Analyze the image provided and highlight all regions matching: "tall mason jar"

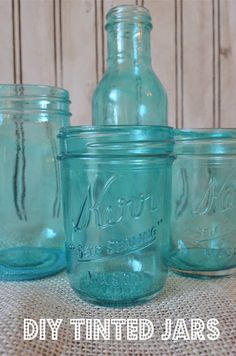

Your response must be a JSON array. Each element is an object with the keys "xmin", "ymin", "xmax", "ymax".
[
  {"xmin": 0, "ymin": 84, "xmax": 71, "ymax": 281},
  {"xmin": 59, "ymin": 126, "xmax": 174, "ymax": 307},
  {"xmin": 92, "ymin": 5, "xmax": 168, "ymax": 125},
  {"xmin": 170, "ymin": 129, "xmax": 236, "ymax": 277}
]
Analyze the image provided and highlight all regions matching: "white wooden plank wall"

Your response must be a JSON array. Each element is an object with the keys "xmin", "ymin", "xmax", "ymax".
[{"xmin": 0, "ymin": 0, "xmax": 235, "ymax": 127}]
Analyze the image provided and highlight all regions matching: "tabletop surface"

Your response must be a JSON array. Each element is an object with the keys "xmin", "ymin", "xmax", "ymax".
[{"xmin": 0, "ymin": 271, "xmax": 235, "ymax": 356}]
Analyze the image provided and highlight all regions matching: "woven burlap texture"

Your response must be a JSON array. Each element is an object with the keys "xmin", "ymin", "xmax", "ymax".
[{"xmin": 0, "ymin": 272, "xmax": 235, "ymax": 356}]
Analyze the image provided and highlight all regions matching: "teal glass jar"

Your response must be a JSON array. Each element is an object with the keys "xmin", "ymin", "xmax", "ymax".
[
  {"xmin": 92, "ymin": 5, "xmax": 168, "ymax": 125},
  {"xmin": 0, "ymin": 84, "xmax": 71, "ymax": 281},
  {"xmin": 58, "ymin": 126, "xmax": 174, "ymax": 307},
  {"xmin": 170, "ymin": 129, "xmax": 236, "ymax": 278}
]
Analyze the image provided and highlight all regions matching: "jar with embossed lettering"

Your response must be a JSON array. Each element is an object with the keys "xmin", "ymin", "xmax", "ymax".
[
  {"xmin": 170, "ymin": 129, "xmax": 236, "ymax": 278},
  {"xmin": 0, "ymin": 84, "xmax": 71, "ymax": 281},
  {"xmin": 58, "ymin": 126, "xmax": 174, "ymax": 307}
]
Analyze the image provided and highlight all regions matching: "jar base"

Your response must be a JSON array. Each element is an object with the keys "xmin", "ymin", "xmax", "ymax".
[
  {"xmin": 0, "ymin": 247, "xmax": 65, "ymax": 281},
  {"xmin": 171, "ymin": 266, "xmax": 236, "ymax": 279},
  {"xmin": 69, "ymin": 271, "xmax": 165, "ymax": 308},
  {"xmin": 169, "ymin": 248, "xmax": 236, "ymax": 278},
  {"xmin": 72, "ymin": 286, "xmax": 163, "ymax": 308}
]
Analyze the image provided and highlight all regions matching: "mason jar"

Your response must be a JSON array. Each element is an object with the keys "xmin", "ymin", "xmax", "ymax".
[
  {"xmin": 170, "ymin": 129, "xmax": 236, "ymax": 277},
  {"xmin": 58, "ymin": 126, "xmax": 174, "ymax": 307},
  {"xmin": 0, "ymin": 84, "xmax": 71, "ymax": 280}
]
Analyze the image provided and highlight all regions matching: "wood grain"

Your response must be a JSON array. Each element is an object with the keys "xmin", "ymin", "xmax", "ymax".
[
  {"xmin": 0, "ymin": 0, "xmax": 235, "ymax": 129},
  {"xmin": 62, "ymin": 0, "xmax": 96, "ymax": 124},
  {"xmin": 181, "ymin": 0, "xmax": 214, "ymax": 128},
  {"xmin": 20, "ymin": 0, "xmax": 55, "ymax": 85},
  {"xmin": 144, "ymin": 0, "xmax": 176, "ymax": 127},
  {"xmin": 219, "ymin": 0, "xmax": 236, "ymax": 128},
  {"xmin": 0, "ymin": 0, "xmax": 14, "ymax": 82}
]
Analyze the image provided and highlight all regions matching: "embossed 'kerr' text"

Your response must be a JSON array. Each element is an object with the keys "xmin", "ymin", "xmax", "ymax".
[{"xmin": 73, "ymin": 176, "xmax": 158, "ymax": 231}]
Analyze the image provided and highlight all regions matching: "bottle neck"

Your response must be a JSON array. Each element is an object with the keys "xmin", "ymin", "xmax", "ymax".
[{"xmin": 107, "ymin": 23, "xmax": 152, "ymax": 69}]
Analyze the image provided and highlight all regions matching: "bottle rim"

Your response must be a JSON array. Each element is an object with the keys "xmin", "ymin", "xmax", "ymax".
[{"xmin": 106, "ymin": 5, "xmax": 152, "ymax": 30}]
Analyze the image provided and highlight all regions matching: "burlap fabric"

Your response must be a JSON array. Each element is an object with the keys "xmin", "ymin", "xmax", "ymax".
[{"xmin": 0, "ymin": 271, "xmax": 235, "ymax": 356}]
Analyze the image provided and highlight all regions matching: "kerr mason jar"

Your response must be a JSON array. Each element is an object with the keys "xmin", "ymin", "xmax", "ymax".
[
  {"xmin": 170, "ymin": 129, "xmax": 236, "ymax": 278},
  {"xmin": 0, "ymin": 84, "xmax": 71, "ymax": 281},
  {"xmin": 58, "ymin": 126, "xmax": 174, "ymax": 307}
]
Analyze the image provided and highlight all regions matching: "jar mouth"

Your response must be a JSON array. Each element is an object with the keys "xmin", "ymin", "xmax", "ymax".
[
  {"xmin": 59, "ymin": 125, "xmax": 173, "ymax": 136},
  {"xmin": 174, "ymin": 128, "xmax": 236, "ymax": 155},
  {"xmin": 0, "ymin": 84, "xmax": 71, "ymax": 116},
  {"xmin": 58, "ymin": 125, "xmax": 174, "ymax": 159},
  {"xmin": 106, "ymin": 5, "xmax": 152, "ymax": 30},
  {"xmin": 0, "ymin": 84, "xmax": 70, "ymax": 101}
]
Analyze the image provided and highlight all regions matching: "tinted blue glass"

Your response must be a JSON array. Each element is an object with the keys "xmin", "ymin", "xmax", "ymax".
[
  {"xmin": 59, "ymin": 126, "xmax": 174, "ymax": 307},
  {"xmin": 92, "ymin": 5, "xmax": 167, "ymax": 125},
  {"xmin": 0, "ymin": 84, "xmax": 71, "ymax": 280},
  {"xmin": 170, "ymin": 129, "xmax": 236, "ymax": 278}
]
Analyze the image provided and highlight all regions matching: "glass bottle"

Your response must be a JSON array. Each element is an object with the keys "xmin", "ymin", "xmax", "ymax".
[
  {"xmin": 0, "ymin": 84, "xmax": 71, "ymax": 280},
  {"xmin": 92, "ymin": 5, "xmax": 167, "ymax": 125}
]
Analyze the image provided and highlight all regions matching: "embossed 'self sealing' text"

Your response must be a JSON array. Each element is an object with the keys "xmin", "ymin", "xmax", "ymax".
[{"xmin": 68, "ymin": 225, "xmax": 160, "ymax": 261}]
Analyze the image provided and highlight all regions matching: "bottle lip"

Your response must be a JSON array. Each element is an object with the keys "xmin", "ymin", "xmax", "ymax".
[
  {"xmin": 58, "ymin": 125, "xmax": 174, "ymax": 159},
  {"xmin": 106, "ymin": 5, "xmax": 152, "ymax": 29},
  {"xmin": 0, "ymin": 84, "xmax": 70, "ymax": 101}
]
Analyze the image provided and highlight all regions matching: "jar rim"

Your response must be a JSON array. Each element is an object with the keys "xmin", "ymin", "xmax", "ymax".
[
  {"xmin": 58, "ymin": 125, "xmax": 174, "ymax": 159},
  {"xmin": 59, "ymin": 125, "xmax": 173, "ymax": 138},
  {"xmin": 175, "ymin": 128, "xmax": 236, "ymax": 141},
  {"xmin": 0, "ymin": 84, "xmax": 70, "ymax": 100}
]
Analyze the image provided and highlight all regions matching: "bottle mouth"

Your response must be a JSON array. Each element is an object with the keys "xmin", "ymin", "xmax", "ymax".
[
  {"xmin": 106, "ymin": 5, "xmax": 152, "ymax": 30},
  {"xmin": 0, "ymin": 84, "xmax": 71, "ymax": 116}
]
